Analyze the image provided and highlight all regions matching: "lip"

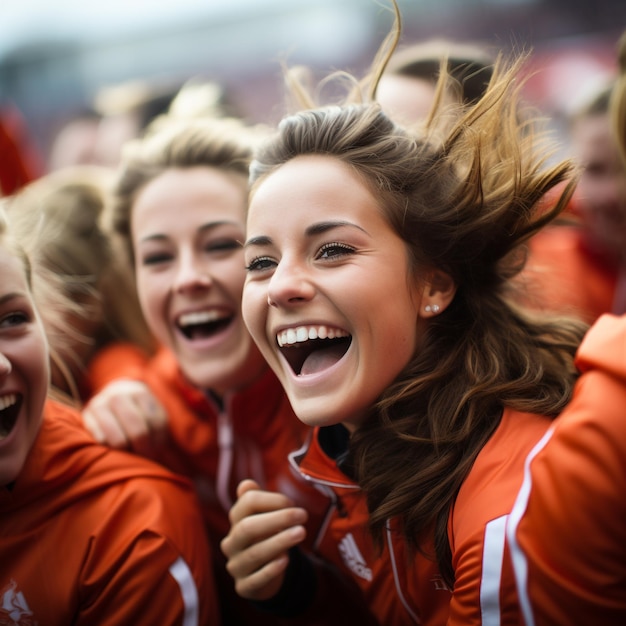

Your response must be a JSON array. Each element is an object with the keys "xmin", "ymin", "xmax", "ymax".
[
  {"xmin": 173, "ymin": 304, "xmax": 233, "ymax": 326},
  {"xmin": 0, "ymin": 391, "xmax": 23, "ymax": 450},
  {"xmin": 172, "ymin": 304, "xmax": 238, "ymax": 353},
  {"xmin": 270, "ymin": 319, "xmax": 353, "ymax": 383}
]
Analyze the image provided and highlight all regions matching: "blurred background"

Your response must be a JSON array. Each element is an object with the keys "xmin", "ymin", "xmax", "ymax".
[{"xmin": 1, "ymin": 0, "xmax": 624, "ymax": 171}]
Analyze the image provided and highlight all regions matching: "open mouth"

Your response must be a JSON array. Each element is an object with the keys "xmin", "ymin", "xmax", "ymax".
[
  {"xmin": 177, "ymin": 310, "xmax": 233, "ymax": 340},
  {"xmin": 277, "ymin": 325, "xmax": 352, "ymax": 376},
  {"xmin": 0, "ymin": 393, "xmax": 21, "ymax": 439}
]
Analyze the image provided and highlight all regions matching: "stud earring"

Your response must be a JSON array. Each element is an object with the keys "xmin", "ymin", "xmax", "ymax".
[{"xmin": 425, "ymin": 304, "xmax": 440, "ymax": 314}]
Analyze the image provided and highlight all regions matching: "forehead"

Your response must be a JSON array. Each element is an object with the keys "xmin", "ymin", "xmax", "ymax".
[
  {"xmin": 0, "ymin": 244, "xmax": 30, "ymax": 291},
  {"xmin": 249, "ymin": 155, "xmax": 377, "ymax": 212},
  {"xmin": 134, "ymin": 167, "xmax": 247, "ymax": 218}
]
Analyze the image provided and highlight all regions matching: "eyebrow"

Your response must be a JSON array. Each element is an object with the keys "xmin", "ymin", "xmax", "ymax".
[
  {"xmin": 245, "ymin": 220, "xmax": 369, "ymax": 248},
  {"xmin": 139, "ymin": 220, "xmax": 242, "ymax": 244},
  {"xmin": 0, "ymin": 292, "xmax": 24, "ymax": 306}
]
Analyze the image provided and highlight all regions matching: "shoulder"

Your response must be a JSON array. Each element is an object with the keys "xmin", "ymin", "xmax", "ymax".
[
  {"xmin": 451, "ymin": 409, "xmax": 552, "ymax": 539},
  {"xmin": 576, "ymin": 314, "xmax": 626, "ymax": 378}
]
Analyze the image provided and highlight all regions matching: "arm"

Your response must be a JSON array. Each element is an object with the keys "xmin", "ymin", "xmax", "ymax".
[
  {"xmin": 76, "ymin": 476, "xmax": 220, "ymax": 625},
  {"xmin": 508, "ymin": 371, "xmax": 626, "ymax": 625},
  {"xmin": 82, "ymin": 378, "xmax": 169, "ymax": 458},
  {"xmin": 78, "ymin": 534, "xmax": 218, "ymax": 626}
]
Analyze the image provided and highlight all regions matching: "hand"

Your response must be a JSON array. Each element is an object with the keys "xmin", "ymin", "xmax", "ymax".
[
  {"xmin": 220, "ymin": 479, "xmax": 309, "ymax": 601},
  {"xmin": 82, "ymin": 379, "xmax": 168, "ymax": 457}
]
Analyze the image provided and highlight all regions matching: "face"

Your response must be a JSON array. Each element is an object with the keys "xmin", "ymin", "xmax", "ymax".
[
  {"xmin": 0, "ymin": 246, "xmax": 50, "ymax": 486},
  {"xmin": 571, "ymin": 113, "xmax": 626, "ymax": 261},
  {"xmin": 132, "ymin": 167, "xmax": 267, "ymax": 394},
  {"xmin": 243, "ymin": 155, "xmax": 425, "ymax": 431},
  {"xmin": 376, "ymin": 74, "xmax": 436, "ymax": 126}
]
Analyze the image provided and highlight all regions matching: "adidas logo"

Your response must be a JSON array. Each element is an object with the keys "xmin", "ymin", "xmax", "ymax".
[
  {"xmin": 1, "ymin": 580, "xmax": 34, "ymax": 623},
  {"xmin": 339, "ymin": 533, "xmax": 373, "ymax": 582}
]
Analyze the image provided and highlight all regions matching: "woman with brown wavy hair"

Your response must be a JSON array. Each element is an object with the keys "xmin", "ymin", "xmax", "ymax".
[{"xmin": 221, "ymin": 4, "xmax": 587, "ymax": 624}]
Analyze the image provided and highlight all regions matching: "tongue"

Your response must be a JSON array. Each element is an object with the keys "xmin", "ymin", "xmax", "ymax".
[{"xmin": 300, "ymin": 343, "xmax": 347, "ymax": 376}]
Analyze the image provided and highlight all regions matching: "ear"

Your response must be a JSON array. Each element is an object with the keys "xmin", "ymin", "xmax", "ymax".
[{"xmin": 419, "ymin": 270, "xmax": 456, "ymax": 318}]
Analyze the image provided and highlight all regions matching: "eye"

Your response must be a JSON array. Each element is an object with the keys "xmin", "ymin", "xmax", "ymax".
[
  {"xmin": 317, "ymin": 242, "xmax": 356, "ymax": 260},
  {"xmin": 245, "ymin": 256, "xmax": 276, "ymax": 272},
  {"xmin": 0, "ymin": 311, "xmax": 29, "ymax": 328},
  {"xmin": 141, "ymin": 252, "xmax": 173, "ymax": 266}
]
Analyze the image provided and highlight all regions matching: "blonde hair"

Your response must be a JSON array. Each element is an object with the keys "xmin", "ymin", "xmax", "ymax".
[
  {"xmin": 5, "ymin": 165, "xmax": 155, "ymax": 400},
  {"xmin": 0, "ymin": 205, "xmax": 76, "ymax": 404},
  {"xmin": 111, "ymin": 115, "xmax": 267, "ymax": 262}
]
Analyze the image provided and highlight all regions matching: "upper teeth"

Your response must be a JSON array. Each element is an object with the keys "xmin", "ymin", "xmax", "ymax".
[
  {"xmin": 0, "ymin": 393, "xmax": 17, "ymax": 411},
  {"xmin": 178, "ymin": 311, "xmax": 223, "ymax": 327},
  {"xmin": 277, "ymin": 325, "xmax": 349, "ymax": 347}
]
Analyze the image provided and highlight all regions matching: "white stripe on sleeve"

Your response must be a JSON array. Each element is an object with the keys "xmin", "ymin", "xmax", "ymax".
[
  {"xmin": 169, "ymin": 556, "xmax": 200, "ymax": 626},
  {"xmin": 505, "ymin": 426, "xmax": 555, "ymax": 626},
  {"xmin": 480, "ymin": 514, "xmax": 508, "ymax": 626}
]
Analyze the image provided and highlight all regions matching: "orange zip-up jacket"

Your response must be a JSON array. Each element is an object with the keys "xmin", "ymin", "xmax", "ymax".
[
  {"xmin": 80, "ymin": 340, "xmax": 153, "ymax": 401},
  {"xmin": 89, "ymin": 345, "xmax": 331, "ymax": 625},
  {"xmin": 0, "ymin": 399, "xmax": 219, "ymax": 626},
  {"xmin": 507, "ymin": 313, "xmax": 626, "ymax": 625},
  {"xmin": 286, "ymin": 407, "xmax": 552, "ymax": 625}
]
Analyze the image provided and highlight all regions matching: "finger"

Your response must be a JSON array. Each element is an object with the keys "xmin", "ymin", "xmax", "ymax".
[
  {"xmin": 224, "ymin": 521, "xmax": 306, "ymax": 580},
  {"xmin": 110, "ymin": 393, "xmax": 152, "ymax": 441},
  {"xmin": 233, "ymin": 553, "xmax": 291, "ymax": 601},
  {"xmin": 84, "ymin": 404, "xmax": 130, "ymax": 449},
  {"xmin": 83, "ymin": 409, "xmax": 106, "ymax": 443},
  {"xmin": 229, "ymin": 488, "xmax": 299, "ymax": 525},
  {"xmin": 135, "ymin": 390, "xmax": 168, "ymax": 435},
  {"xmin": 223, "ymin": 506, "xmax": 307, "ymax": 556},
  {"xmin": 236, "ymin": 479, "xmax": 261, "ymax": 499},
  {"xmin": 128, "ymin": 392, "xmax": 171, "ymax": 459}
]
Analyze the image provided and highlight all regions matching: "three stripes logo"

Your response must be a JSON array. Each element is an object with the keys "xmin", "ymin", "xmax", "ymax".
[{"xmin": 339, "ymin": 533, "xmax": 373, "ymax": 582}]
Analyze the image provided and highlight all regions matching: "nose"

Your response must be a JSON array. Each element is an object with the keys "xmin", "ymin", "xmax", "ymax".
[
  {"xmin": 0, "ymin": 352, "xmax": 11, "ymax": 376},
  {"xmin": 267, "ymin": 258, "xmax": 315, "ymax": 307},
  {"xmin": 174, "ymin": 249, "xmax": 212, "ymax": 293}
]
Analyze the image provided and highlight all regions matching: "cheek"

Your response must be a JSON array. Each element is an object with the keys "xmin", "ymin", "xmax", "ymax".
[
  {"xmin": 241, "ymin": 284, "xmax": 264, "ymax": 338},
  {"xmin": 221, "ymin": 262, "xmax": 246, "ymax": 302},
  {"xmin": 135, "ymin": 271, "xmax": 166, "ymax": 332}
]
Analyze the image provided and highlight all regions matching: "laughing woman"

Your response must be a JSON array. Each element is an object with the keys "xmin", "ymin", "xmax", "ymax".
[
  {"xmin": 0, "ymin": 209, "xmax": 219, "ymax": 625},
  {"xmin": 79, "ymin": 115, "xmax": 369, "ymax": 625},
  {"xmin": 220, "ymin": 8, "xmax": 588, "ymax": 626}
]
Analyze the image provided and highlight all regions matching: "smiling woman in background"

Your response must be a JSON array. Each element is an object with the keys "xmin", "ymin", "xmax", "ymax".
[{"xmin": 507, "ymin": 29, "xmax": 626, "ymax": 626}]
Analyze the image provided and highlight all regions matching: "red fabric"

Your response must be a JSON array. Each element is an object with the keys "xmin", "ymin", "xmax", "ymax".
[
  {"xmin": 509, "ymin": 314, "xmax": 626, "ymax": 624},
  {"xmin": 86, "ymin": 340, "xmax": 152, "ymax": 395},
  {"xmin": 292, "ymin": 408, "xmax": 549, "ymax": 625},
  {"xmin": 0, "ymin": 105, "xmax": 43, "ymax": 195},
  {"xmin": 88, "ymin": 345, "xmax": 330, "ymax": 624},
  {"xmin": 0, "ymin": 399, "xmax": 220, "ymax": 625}
]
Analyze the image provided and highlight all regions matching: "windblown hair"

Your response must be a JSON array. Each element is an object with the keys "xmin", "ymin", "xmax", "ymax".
[
  {"xmin": 381, "ymin": 37, "xmax": 495, "ymax": 107},
  {"xmin": 249, "ymin": 10, "xmax": 587, "ymax": 586},
  {"xmin": 0, "ymin": 205, "xmax": 72, "ymax": 404},
  {"xmin": 5, "ymin": 165, "xmax": 155, "ymax": 401},
  {"xmin": 611, "ymin": 29, "xmax": 626, "ymax": 165},
  {"xmin": 111, "ymin": 116, "xmax": 267, "ymax": 263},
  {"xmin": 0, "ymin": 205, "xmax": 31, "ymax": 285}
]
